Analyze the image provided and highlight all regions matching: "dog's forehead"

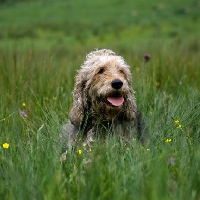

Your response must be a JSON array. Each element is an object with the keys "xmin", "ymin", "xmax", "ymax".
[
  {"xmin": 81, "ymin": 54, "xmax": 131, "ymax": 74},
  {"xmin": 96, "ymin": 55, "xmax": 129, "ymax": 69}
]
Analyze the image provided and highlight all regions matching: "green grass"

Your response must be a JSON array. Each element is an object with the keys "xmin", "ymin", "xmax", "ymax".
[
  {"xmin": 0, "ymin": 0, "xmax": 200, "ymax": 199},
  {"xmin": 0, "ymin": 0, "xmax": 200, "ymax": 49}
]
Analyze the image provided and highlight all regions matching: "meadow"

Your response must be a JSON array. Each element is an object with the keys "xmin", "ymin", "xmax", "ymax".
[{"xmin": 0, "ymin": 0, "xmax": 200, "ymax": 199}]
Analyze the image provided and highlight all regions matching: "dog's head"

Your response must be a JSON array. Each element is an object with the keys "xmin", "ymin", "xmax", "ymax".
[{"xmin": 69, "ymin": 49, "xmax": 137, "ymax": 126}]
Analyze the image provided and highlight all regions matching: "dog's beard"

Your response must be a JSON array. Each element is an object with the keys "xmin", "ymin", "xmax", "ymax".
[
  {"xmin": 92, "ymin": 101, "xmax": 122, "ymax": 120},
  {"xmin": 91, "ymin": 92, "xmax": 127, "ymax": 120},
  {"xmin": 88, "ymin": 80, "xmax": 131, "ymax": 120}
]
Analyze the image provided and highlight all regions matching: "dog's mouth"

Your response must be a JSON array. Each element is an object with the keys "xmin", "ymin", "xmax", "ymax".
[{"xmin": 106, "ymin": 96, "xmax": 124, "ymax": 107}]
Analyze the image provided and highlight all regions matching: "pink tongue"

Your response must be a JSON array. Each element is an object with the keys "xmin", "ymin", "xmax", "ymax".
[{"xmin": 107, "ymin": 97, "xmax": 124, "ymax": 106}]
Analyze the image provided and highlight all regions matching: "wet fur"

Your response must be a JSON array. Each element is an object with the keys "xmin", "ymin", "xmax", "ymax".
[{"xmin": 61, "ymin": 49, "xmax": 147, "ymax": 149}]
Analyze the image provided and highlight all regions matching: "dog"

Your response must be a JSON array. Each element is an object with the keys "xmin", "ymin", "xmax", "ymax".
[{"xmin": 61, "ymin": 49, "xmax": 147, "ymax": 151}]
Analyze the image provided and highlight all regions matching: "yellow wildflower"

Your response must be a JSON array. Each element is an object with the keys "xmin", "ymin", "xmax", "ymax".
[
  {"xmin": 77, "ymin": 149, "xmax": 82, "ymax": 155},
  {"xmin": 165, "ymin": 139, "xmax": 172, "ymax": 143},
  {"xmin": 177, "ymin": 124, "xmax": 182, "ymax": 129},
  {"xmin": 171, "ymin": 167, "xmax": 178, "ymax": 174},
  {"xmin": 3, "ymin": 143, "xmax": 9, "ymax": 149},
  {"xmin": 136, "ymin": 67, "xmax": 140, "ymax": 71},
  {"xmin": 147, "ymin": 148, "xmax": 150, "ymax": 151},
  {"xmin": 155, "ymin": 82, "xmax": 160, "ymax": 87},
  {"xmin": 22, "ymin": 103, "xmax": 26, "ymax": 107},
  {"xmin": 174, "ymin": 120, "xmax": 180, "ymax": 124}
]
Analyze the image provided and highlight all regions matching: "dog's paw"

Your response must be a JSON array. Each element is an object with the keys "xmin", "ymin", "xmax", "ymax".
[{"xmin": 60, "ymin": 151, "xmax": 67, "ymax": 162}]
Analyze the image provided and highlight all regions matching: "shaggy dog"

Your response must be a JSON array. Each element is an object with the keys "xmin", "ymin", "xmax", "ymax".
[{"xmin": 62, "ymin": 49, "xmax": 147, "ymax": 150}]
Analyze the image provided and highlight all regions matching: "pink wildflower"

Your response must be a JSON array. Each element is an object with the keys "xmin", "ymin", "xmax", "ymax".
[
  {"xmin": 144, "ymin": 53, "xmax": 151, "ymax": 62},
  {"xmin": 20, "ymin": 110, "xmax": 28, "ymax": 117}
]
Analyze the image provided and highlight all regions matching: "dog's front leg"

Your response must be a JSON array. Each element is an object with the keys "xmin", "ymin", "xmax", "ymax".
[
  {"xmin": 136, "ymin": 110, "xmax": 148, "ymax": 144},
  {"xmin": 61, "ymin": 121, "xmax": 78, "ymax": 150},
  {"xmin": 86, "ymin": 128, "xmax": 95, "ymax": 146}
]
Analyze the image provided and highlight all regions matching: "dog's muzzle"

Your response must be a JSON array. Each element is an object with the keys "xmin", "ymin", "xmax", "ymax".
[{"xmin": 106, "ymin": 79, "xmax": 124, "ymax": 107}]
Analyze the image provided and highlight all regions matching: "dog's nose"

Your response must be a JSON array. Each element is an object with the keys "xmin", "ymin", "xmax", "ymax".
[{"xmin": 111, "ymin": 79, "xmax": 123, "ymax": 90}]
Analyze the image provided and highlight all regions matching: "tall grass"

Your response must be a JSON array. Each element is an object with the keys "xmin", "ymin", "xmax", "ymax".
[{"xmin": 0, "ymin": 42, "xmax": 199, "ymax": 199}]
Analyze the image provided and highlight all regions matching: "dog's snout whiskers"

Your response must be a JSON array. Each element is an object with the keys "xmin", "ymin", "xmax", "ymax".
[{"xmin": 111, "ymin": 79, "xmax": 123, "ymax": 90}]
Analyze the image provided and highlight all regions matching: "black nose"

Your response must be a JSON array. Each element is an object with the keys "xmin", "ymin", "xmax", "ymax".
[{"xmin": 111, "ymin": 79, "xmax": 123, "ymax": 90}]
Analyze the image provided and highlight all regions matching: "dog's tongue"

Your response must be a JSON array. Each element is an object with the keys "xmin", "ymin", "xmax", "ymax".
[{"xmin": 107, "ymin": 97, "xmax": 124, "ymax": 106}]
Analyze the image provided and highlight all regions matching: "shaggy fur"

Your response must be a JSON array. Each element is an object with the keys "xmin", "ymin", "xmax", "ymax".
[{"xmin": 62, "ymin": 49, "xmax": 147, "ymax": 149}]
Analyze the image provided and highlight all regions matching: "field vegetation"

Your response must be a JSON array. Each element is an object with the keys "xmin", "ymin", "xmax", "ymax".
[{"xmin": 0, "ymin": 0, "xmax": 200, "ymax": 199}]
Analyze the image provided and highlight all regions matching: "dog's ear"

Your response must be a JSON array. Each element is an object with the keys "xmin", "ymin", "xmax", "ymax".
[
  {"xmin": 69, "ymin": 72, "xmax": 88, "ymax": 127},
  {"xmin": 124, "ymin": 89, "xmax": 137, "ymax": 120}
]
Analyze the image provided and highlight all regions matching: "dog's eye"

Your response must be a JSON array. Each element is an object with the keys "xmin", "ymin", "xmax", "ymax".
[
  {"xmin": 119, "ymin": 69, "xmax": 124, "ymax": 74},
  {"xmin": 98, "ymin": 68, "xmax": 105, "ymax": 74}
]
